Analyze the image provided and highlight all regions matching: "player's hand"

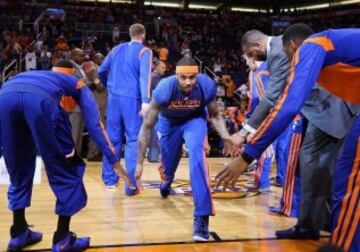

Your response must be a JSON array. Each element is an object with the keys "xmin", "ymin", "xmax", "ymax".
[
  {"xmin": 139, "ymin": 103, "xmax": 150, "ymax": 117},
  {"xmin": 230, "ymin": 132, "xmax": 246, "ymax": 146},
  {"xmin": 135, "ymin": 163, "xmax": 144, "ymax": 190},
  {"xmin": 223, "ymin": 135, "xmax": 243, "ymax": 157},
  {"xmin": 228, "ymin": 145, "xmax": 243, "ymax": 157},
  {"xmin": 246, "ymin": 133, "xmax": 255, "ymax": 143},
  {"xmin": 215, "ymin": 157, "xmax": 249, "ymax": 190},
  {"xmin": 113, "ymin": 161, "xmax": 136, "ymax": 190}
]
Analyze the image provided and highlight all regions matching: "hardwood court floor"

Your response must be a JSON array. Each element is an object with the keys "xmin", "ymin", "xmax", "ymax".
[{"xmin": 0, "ymin": 158, "xmax": 328, "ymax": 251}]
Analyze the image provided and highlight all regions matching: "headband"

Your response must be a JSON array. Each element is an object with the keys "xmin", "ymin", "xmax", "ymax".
[
  {"xmin": 52, "ymin": 67, "xmax": 75, "ymax": 75},
  {"xmin": 175, "ymin": 66, "xmax": 199, "ymax": 74}
]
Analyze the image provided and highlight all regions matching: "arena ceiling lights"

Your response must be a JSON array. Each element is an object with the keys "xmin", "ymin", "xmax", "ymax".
[
  {"xmin": 144, "ymin": 1, "xmax": 181, "ymax": 8},
  {"xmin": 293, "ymin": 0, "xmax": 360, "ymax": 10},
  {"xmin": 231, "ymin": 7, "xmax": 267, "ymax": 13},
  {"xmin": 144, "ymin": 1, "xmax": 220, "ymax": 9}
]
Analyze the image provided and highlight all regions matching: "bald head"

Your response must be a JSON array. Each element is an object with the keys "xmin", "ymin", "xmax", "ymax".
[
  {"xmin": 70, "ymin": 48, "xmax": 85, "ymax": 65},
  {"xmin": 93, "ymin": 53, "xmax": 104, "ymax": 66},
  {"xmin": 241, "ymin": 30, "xmax": 268, "ymax": 61},
  {"xmin": 154, "ymin": 60, "xmax": 166, "ymax": 76}
]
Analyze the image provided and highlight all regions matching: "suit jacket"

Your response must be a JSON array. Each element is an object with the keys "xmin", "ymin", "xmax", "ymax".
[
  {"xmin": 246, "ymin": 36, "xmax": 290, "ymax": 129},
  {"xmin": 301, "ymin": 84, "xmax": 360, "ymax": 139},
  {"xmin": 245, "ymin": 36, "xmax": 359, "ymax": 139},
  {"xmin": 70, "ymin": 60, "xmax": 86, "ymax": 113}
]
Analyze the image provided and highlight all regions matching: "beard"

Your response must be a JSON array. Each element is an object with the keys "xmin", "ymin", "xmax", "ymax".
[{"xmin": 253, "ymin": 50, "xmax": 267, "ymax": 61}]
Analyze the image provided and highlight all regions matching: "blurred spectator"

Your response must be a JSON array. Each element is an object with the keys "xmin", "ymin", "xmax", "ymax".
[
  {"xmin": 25, "ymin": 46, "xmax": 37, "ymax": 71},
  {"xmin": 34, "ymin": 38, "xmax": 44, "ymax": 54},
  {"xmin": 55, "ymin": 35, "xmax": 69, "ymax": 52},
  {"xmin": 82, "ymin": 40, "xmax": 94, "ymax": 59},
  {"xmin": 69, "ymin": 48, "xmax": 86, "ymax": 155},
  {"xmin": 158, "ymin": 41, "xmax": 169, "ymax": 62},
  {"xmin": 151, "ymin": 60, "xmax": 166, "ymax": 92},
  {"xmin": 84, "ymin": 53, "xmax": 107, "ymax": 161},
  {"xmin": 222, "ymin": 74, "xmax": 235, "ymax": 106},
  {"xmin": 112, "ymin": 23, "xmax": 120, "ymax": 43},
  {"xmin": 51, "ymin": 50, "xmax": 63, "ymax": 66},
  {"xmin": 39, "ymin": 45, "xmax": 52, "ymax": 70}
]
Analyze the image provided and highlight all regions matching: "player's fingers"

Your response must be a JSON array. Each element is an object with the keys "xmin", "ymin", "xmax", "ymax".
[
  {"xmin": 124, "ymin": 175, "xmax": 136, "ymax": 190},
  {"xmin": 215, "ymin": 169, "xmax": 229, "ymax": 188},
  {"xmin": 229, "ymin": 178, "xmax": 237, "ymax": 190},
  {"xmin": 222, "ymin": 178, "xmax": 231, "ymax": 191},
  {"xmin": 215, "ymin": 167, "xmax": 227, "ymax": 180}
]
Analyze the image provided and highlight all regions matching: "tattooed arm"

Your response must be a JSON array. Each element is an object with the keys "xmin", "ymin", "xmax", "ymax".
[
  {"xmin": 207, "ymin": 100, "xmax": 231, "ymax": 141},
  {"xmin": 135, "ymin": 100, "xmax": 161, "ymax": 185}
]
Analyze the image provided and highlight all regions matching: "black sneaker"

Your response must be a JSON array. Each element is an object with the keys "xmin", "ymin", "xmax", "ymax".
[{"xmin": 275, "ymin": 225, "xmax": 320, "ymax": 240}]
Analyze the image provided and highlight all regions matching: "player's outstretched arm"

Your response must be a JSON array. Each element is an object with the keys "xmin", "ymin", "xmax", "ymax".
[
  {"xmin": 135, "ymin": 100, "xmax": 160, "ymax": 185},
  {"xmin": 207, "ymin": 100, "xmax": 239, "ymax": 155},
  {"xmin": 207, "ymin": 100, "xmax": 231, "ymax": 141}
]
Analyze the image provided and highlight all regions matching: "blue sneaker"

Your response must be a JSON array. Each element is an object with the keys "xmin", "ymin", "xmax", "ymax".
[
  {"xmin": 7, "ymin": 228, "xmax": 42, "ymax": 251},
  {"xmin": 193, "ymin": 216, "xmax": 210, "ymax": 242},
  {"xmin": 52, "ymin": 232, "xmax": 90, "ymax": 252},
  {"xmin": 159, "ymin": 180, "xmax": 172, "ymax": 198},
  {"xmin": 125, "ymin": 184, "xmax": 140, "ymax": 196}
]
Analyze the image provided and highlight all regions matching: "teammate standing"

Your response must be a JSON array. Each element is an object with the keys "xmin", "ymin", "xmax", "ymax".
[{"xmin": 98, "ymin": 23, "xmax": 153, "ymax": 194}]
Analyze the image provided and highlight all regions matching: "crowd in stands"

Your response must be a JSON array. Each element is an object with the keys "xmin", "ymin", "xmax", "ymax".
[
  {"xmin": 1, "ymin": 1, "xmax": 360, "ymax": 101},
  {"xmin": 1, "ymin": 0, "xmax": 360, "ymax": 156}
]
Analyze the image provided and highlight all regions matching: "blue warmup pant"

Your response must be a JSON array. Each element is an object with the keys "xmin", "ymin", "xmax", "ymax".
[
  {"xmin": 148, "ymin": 125, "xmax": 160, "ymax": 163},
  {"xmin": 157, "ymin": 117, "xmax": 214, "ymax": 217},
  {"xmin": 269, "ymin": 117, "xmax": 303, "ymax": 217},
  {"xmin": 102, "ymin": 95, "xmax": 142, "ymax": 194},
  {"xmin": 0, "ymin": 91, "xmax": 87, "ymax": 216},
  {"xmin": 330, "ymin": 116, "xmax": 360, "ymax": 252},
  {"xmin": 254, "ymin": 145, "xmax": 274, "ymax": 189},
  {"xmin": 273, "ymin": 123, "xmax": 294, "ymax": 186}
]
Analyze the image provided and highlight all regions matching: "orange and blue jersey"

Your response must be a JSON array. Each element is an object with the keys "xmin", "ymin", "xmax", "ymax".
[
  {"xmin": 2, "ymin": 70, "xmax": 117, "ymax": 164},
  {"xmin": 241, "ymin": 28, "xmax": 360, "ymax": 251},
  {"xmin": 246, "ymin": 62, "xmax": 269, "ymax": 118},
  {"xmin": 0, "ymin": 70, "xmax": 117, "ymax": 216},
  {"xmin": 244, "ymin": 62, "xmax": 274, "ymax": 189},
  {"xmin": 153, "ymin": 74, "xmax": 217, "ymax": 123},
  {"xmin": 152, "ymin": 73, "xmax": 216, "ymax": 216},
  {"xmin": 330, "ymin": 115, "xmax": 360, "ymax": 252},
  {"xmin": 99, "ymin": 41, "xmax": 153, "ymax": 193},
  {"xmin": 243, "ymin": 28, "xmax": 360, "ymax": 162},
  {"xmin": 98, "ymin": 41, "xmax": 153, "ymax": 103}
]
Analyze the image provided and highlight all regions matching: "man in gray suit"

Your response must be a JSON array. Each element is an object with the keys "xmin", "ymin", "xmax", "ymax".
[
  {"xmin": 234, "ymin": 31, "xmax": 290, "ymax": 186},
  {"xmin": 85, "ymin": 53, "xmax": 108, "ymax": 161},
  {"xmin": 232, "ymin": 29, "xmax": 360, "ymax": 239},
  {"xmin": 275, "ymin": 86, "xmax": 359, "ymax": 239},
  {"xmin": 69, "ymin": 48, "xmax": 86, "ymax": 155},
  {"xmin": 240, "ymin": 30, "xmax": 289, "ymax": 134}
]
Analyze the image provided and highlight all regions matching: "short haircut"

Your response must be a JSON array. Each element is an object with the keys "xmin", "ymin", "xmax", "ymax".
[
  {"xmin": 53, "ymin": 59, "xmax": 74, "ymax": 69},
  {"xmin": 129, "ymin": 23, "xmax": 146, "ymax": 39},
  {"xmin": 154, "ymin": 60, "xmax": 166, "ymax": 67},
  {"xmin": 241, "ymin": 30, "xmax": 266, "ymax": 47},
  {"xmin": 283, "ymin": 23, "xmax": 314, "ymax": 45},
  {"xmin": 176, "ymin": 55, "xmax": 198, "ymax": 67}
]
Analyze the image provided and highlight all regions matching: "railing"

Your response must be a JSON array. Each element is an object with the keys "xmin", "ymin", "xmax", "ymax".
[
  {"xmin": 1, "ymin": 59, "xmax": 18, "ymax": 84},
  {"xmin": 204, "ymin": 66, "xmax": 218, "ymax": 81},
  {"xmin": 1, "ymin": 32, "xmax": 43, "ymax": 84},
  {"xmin": 193, "ymin": 56, "xmax": 203, "ymax": 73},
  {"xmin": 193, "ymin": 55, "xmax": 218, "ymax": 81}
]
